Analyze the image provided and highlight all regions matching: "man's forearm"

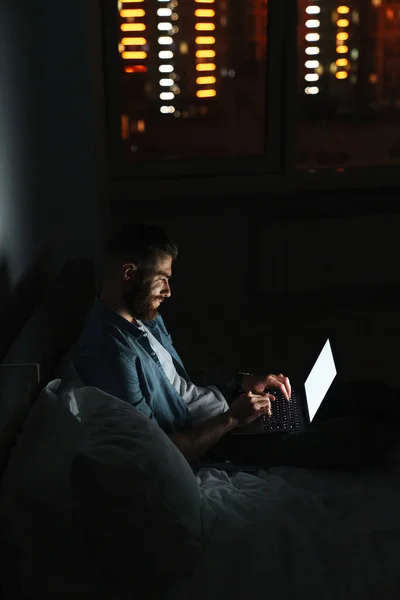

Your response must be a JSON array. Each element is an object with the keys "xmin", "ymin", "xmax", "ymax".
[{"xmin": 169, "ymin": 411, "xmax": 237, "ymax": 461}]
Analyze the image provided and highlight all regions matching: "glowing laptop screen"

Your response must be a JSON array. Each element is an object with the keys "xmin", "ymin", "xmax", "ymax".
[{"xmin": 304, "ymin": 339, "xmax": 337, "ymax": 422}]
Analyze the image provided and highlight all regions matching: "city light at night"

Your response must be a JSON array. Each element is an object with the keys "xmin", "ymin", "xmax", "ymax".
[
  {"xmin": 304, "ymin": 4, "xmax": 321, "ymax": 94},
  {"xmin": 119, "ymin": 0, "xmax": 146, "ymax": 84},
  {"xmin": 335, "ymin": 4, "xmax": 350, "ymax": 81},
  {"xmin": 114, "ymin": 0, "xmax": 400, "ymax": 168},
  {"xmin": 195, "ymin": 0, "xmax": 217, "ymax": 100}
]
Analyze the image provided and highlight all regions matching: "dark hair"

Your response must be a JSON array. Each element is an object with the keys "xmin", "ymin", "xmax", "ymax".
[{"xmin": 106, "ymin": 223, "xmax": 178, "ymax": 266}]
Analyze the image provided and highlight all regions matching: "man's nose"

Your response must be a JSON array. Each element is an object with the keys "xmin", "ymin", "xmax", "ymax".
[{"xmin": 162, "ymin": 281, "xmax": 171, "ymax": 297}]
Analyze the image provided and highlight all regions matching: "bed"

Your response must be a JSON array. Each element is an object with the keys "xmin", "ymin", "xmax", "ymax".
[{"xmin": 1, "ymin": 268, "xmax": 400, "ymax": 599}]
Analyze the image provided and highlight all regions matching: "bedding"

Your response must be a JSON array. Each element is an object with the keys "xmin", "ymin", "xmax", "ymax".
[
  {"xmin": 66, "ymin": 382, "xmax": 216, "ymax": 599},
  {"xmin": 0, "ymin": 381, "xmax": 115, "ymax": 600},
  {"xmin": 1, "ymin": 380, "xmax": 399, "ymax": 600},
  {"xmin": 164, "ymin": 461, "xmax": 400, "ymax": 600}
]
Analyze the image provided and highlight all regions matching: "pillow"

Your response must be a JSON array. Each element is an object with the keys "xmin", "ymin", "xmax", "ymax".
[
  {"xmin": 0, "ymin": 380, "xmax": 115, "ymax": 600},
  {"xmin": 68, "ymin": 384, "xmax": 216, "ymax": 599},
  {"xmin": 56, "ymin": 359, "xmax": 86, "ymax": 416}
]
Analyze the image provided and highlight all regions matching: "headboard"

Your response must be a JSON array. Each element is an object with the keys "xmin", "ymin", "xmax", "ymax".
[{"xmin": 0, "ymin": 259, "xmax": 95, "ymax": 477}]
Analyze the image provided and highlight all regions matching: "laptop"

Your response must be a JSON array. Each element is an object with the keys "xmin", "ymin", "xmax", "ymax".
[{"xmin": 232, "ymin": 338, "xmax": 337, "ymax": 435}]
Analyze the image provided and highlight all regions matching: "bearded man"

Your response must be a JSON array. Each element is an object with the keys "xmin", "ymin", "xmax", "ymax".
[{"xmin": 70, "ymin": 223, "xmax": 399, "ymax": 470}]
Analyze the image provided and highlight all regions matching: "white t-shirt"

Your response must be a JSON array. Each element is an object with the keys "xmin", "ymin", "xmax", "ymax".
[{"xmin": 137, "ymin": 321, "xmax": 229, "ymax": 426}]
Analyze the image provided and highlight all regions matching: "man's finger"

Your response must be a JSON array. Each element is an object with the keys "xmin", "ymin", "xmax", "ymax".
[
  {"xmin": 274, "ymin": 381, "xmax": 289, "ymax": 401},
  {"xmin": 276, "ymin": 376, "xmax": 291, "ymax": 401},
  {"xmin": 258, "ymin": 402, "xmax": 272, "ymax": 416},
  {"xmin": 280, "ymin": 375, "xmax": 292, "ymax": 400}
]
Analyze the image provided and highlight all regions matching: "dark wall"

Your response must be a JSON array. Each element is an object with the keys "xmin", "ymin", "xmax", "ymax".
[
  {"xmin": 0, "ymin": 0, "xmax": 106, "ymax": 358},
  {"xmin": 110, "ymin": 190, "xmax": 400, "ymax": 388}
]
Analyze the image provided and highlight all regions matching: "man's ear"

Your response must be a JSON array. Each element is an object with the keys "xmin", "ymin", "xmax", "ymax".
[{"xmin": 122, "ymin": 263, "xmax": 137, "ymax": 281}]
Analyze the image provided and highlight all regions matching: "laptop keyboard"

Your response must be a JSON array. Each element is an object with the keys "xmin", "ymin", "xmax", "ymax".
[{"xmin": 262, "ymin": 390, "xmax": 301, "ymax": 431}]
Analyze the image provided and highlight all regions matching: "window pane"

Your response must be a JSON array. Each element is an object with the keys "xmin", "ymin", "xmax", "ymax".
[
  {"xmin": 117, "ymin": 0, "xmax": 268, "ymax": 161},
  {"xmin": 297, "ymin": 1, "xmax": 400, "ymax": 170}
]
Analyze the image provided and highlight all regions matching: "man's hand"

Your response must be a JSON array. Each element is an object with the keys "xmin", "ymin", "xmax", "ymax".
[
  {"xmin": 241, "ymin": 373, "xmax": 292, "ymax": 401},
  {"xmin": 228, "ymin": 391, "xmax": 275, "ymax": 428}
]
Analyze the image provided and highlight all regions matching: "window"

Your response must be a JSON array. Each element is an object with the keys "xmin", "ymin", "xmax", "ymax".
[
  {"xmin": 297, "ymin": 0, "xmax": 400, "ymax": 170},
  {"xmin": 104, "ymin": 0, "xmax": 400, "ymax": 183},
  {"xmin": 115, "ymin": 0, "xmax": 268, "ymax": 162}
]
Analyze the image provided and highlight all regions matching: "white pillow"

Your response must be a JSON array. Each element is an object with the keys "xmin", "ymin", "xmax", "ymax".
[
  {"xmin": 56, "ymin": 359, "xmax": 86, "ymax": 416},
  {"xmin": 68, "ymin": 384, "xmax": 216, "ymax": 599},
  {"xmin": 0, "ymin": 380, "xmax": 114, "ymax": 600}
]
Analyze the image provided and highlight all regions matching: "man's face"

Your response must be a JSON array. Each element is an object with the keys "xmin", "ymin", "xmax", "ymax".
[{"xmin": 123, "ymin": 252, "xmax": 172, "ymax": 321}]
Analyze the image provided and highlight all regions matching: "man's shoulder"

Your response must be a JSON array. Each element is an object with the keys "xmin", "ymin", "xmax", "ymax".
[{"xmin": 78, "ymin": 301, "xmax": 140, "ymax": 353}]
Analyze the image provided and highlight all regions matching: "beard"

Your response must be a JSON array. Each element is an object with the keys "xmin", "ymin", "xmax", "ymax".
[{"xmin": 123, "ymin": 272, "xmax": 161, "ymax": 321}]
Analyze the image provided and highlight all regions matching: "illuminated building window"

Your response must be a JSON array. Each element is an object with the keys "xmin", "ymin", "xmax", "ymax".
[
  {"xmin": 196, "ymin": 76, "xmax": 217, "ymax": 84},
  {"xmin": 159, "ymin": 50, "xmax": 173, "ymax": 59},
  {"xmin": 196, "ymin": 63, "xmax": 217, "ymax": 71},
  {"xmin": 121, "ymin": 23, "xmax": 146, "ymax": 32},
  {"xmin": 122, "ymin": 51, "xmax": 147, "ymax": 59},
  {"xmin": 337, "ymin": 19, "xmax": 349, "ymax": 27},
  {"xmin": 159, "ymin": 64, "xmax": 174, "ymax": 73},
  {"xmin": 336, "ymin": 58, "xmax": 348, "ymax": 67},
  {"xmin": 195, "ymin": 9, "xmax": 215, "ymax": 17},
  {"xmin": 306, "ymin": 6, "xmax": 320, "ymax": 14},
  {"xmin": 120, "ymin": 9, "xmax": 145, "ymax": 17},
  {"xmin": 337, "ymin": 5, "xmax": 350, "ymax": 14},
  {"xmin": 305, "ymin": 47, "xmax": 320, "ymax": 55},
  {"xmin": 196, "ymin": 89, "xmax": 217, "ymax": 98},
  {"xmin": 160, "ymin": 106, "xmax": 175, "ymax": 114},
  {"xmin": 195, "ymin": 36, "xmax": 216, "ymax": 44},
  {"xmin": 306, "ymin": 19, "xmax": 320, "ymax": 28},
  {"xmin": 121, "ymin": 37, "xmax": 147, "ymax": 45},
  {"xmin": 160, "ymin": 92, "xmax": 175, "ymax": 100},
  {"xmin": 195, "ymin": 23, "xmax": 216, "ymax": 31},
  {"xmin": 336, "ymin": 45, "xmax": 349, "ymax": 54},
  {"xmin": 305, "ymin": 73, "xmax": 319, "ymax": 82},
  {"xmin": 306, "ymin": 33, "xmax": 320, "ymax": 42},
  {"xmin": 196, "ymin": 49, "xmax": 216, "ymax": 58},
  {"xmin": 335, "ymin": 71, "xmax": 348, "ymax": 79},
  {"xmin": 137, "ymin": 120, "xmax": 146, "ymax": 133},
  {"xmin": 337, "ymin": 32, "xmax": 349, "ymax": 41},
  {"xmin": 305, "ymin": 86, "xmax": 319, "ymax": 95},
  {"xmin": 158, "ymin": 23, "xmax": 173, "ymax": 31},
  {"xmin": 305, "ymin": 60, "xmax": 319, "ymax": 69},
  {"xmin": 369, "ymin": 73, "xmax": 378, "ymax": 84},
  {"xmin": 124, "ymin": 65, "xmax": 147, "ymax": 73}
]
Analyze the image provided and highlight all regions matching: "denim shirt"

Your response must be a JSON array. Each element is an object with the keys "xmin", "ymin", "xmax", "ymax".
[{"xmin": 69, "ymin": 299, "xmax": 193, "ymax": 434}]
